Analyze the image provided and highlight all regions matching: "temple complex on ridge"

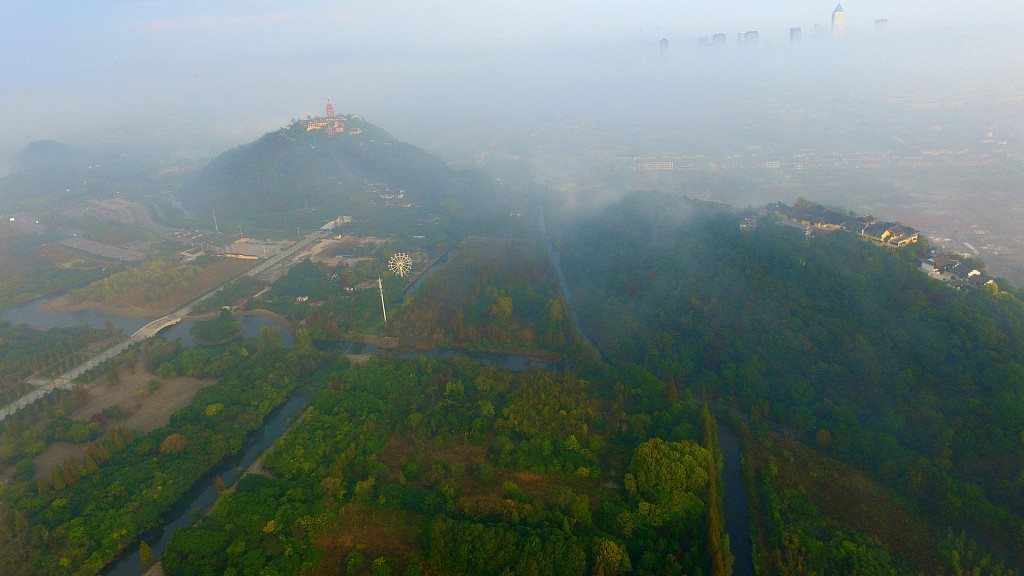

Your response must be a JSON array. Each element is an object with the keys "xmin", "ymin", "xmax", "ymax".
[{"xmin": 300, "ymin": 101, "xmax": 360, "ymax": 136}]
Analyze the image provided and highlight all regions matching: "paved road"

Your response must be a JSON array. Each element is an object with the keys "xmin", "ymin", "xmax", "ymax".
[
  {"xmin": 0, "ymin": 230, "xmax": 327, "ymax": 424},
  {"xmin": 0, "ymin": 338, "xmax": 136, "ymax": 422}
]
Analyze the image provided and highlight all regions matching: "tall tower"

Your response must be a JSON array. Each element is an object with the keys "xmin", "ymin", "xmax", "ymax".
[
  {"xmin": 831, "ymin": 4, "xmax": 846, "ymax": 38},
  {"xmin": 659, "ymin": 38, "xmax": 669, "ymax": 58},
  {"xmin": 790, "ymin": 27, "xmax": 802, "ymax": 46},
  {"xmin": 326, "ymin": 101, "xmax": 335, "ymax": 118}
]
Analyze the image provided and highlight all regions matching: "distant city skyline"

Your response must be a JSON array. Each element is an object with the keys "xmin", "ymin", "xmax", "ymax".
[{"xmin": 1, "ymin": 0, "xmax": 1022, "ymax": 165}]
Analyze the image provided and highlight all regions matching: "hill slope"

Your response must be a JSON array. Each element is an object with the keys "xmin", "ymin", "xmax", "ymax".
[
  {"xmin": 560, "ymin": 192, "xmax": 1024, "ymax": 570},
  {"xmin": 186, "ymin": 117, "xmax": 518, "ymax": 234}
]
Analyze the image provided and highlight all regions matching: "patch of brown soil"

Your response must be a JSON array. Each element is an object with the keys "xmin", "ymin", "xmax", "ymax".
[
  {"xmin": 33, "ymin": 441, "xmax": 87, "ymax": 480},
  {"xmin": 346, "ymin": 353, "xmax": 373, "ymax": 364},
  {"xmin": 310, "ymin": 505, "xmax": 422, "ymax": 576},
  {"xmin": 381, "ymin": 435, "xmax": 417, "ymax": 473},
  {"xmin": 381, "ymin": 436, "xmax": 488, "ymax": 482},
  {"xmin": 513, "ymin": 470, "xmax": 545, "ymax": 483},
  {"xmin": 32, "ymin": 365, "xmax": 214, "ymax": 478},
  {"xmin": 73, "ymin": 366, "xmax": 214, "ymax": 432}
]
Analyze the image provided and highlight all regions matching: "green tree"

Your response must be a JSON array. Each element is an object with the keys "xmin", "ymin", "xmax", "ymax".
[
  {"xmin": 490, "ymin": 296, "xmax": 513, "ymax": 320},
  {"xmin": 140, "ymin": 540, "xmax": 155, "ymax": 567},
  {"xmin": 628, "ymin": 438, "xmax": 711, "ymax": 527},
  {"xmin": 258, "ymin": 325, "xmax": 283, "ymax": 353},
  {"xmin": 160, "ymin": 433, "xmax": 187, "ymax": 455},
  {"xmin": 592, "ymin": 538, "xmax": 631, "ymax": 576},
  {"xmin": 294, "ymin": 327, "xmax": 314, "ymax": 354},
  {"xmin": 372, "ymin": 557, "xmax": 392, "ymax": 576}
]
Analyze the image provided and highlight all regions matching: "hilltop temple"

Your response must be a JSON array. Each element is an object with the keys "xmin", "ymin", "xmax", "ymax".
[{"xmin": 301, "ymin": 101, "xmax": 354, "ymax": 136}]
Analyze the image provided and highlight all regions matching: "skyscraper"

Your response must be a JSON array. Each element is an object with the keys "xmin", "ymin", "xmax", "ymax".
[
  {"xmin": 660, "ymin": 38, "xmax": 670, "ymax": 58},
  {"xmin": 831, "ymin": 4, "xmax": 846, "ymax": 38},
  {"xmin": 790, "ymin": 27, "xmax": 802, "ymax": 46}
]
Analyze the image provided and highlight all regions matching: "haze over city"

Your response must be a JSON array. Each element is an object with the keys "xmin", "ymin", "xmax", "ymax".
[
  {"xmin": 3, "ymin": 0, "xmax": 1023, "ymax": 165},
  {"xmin": 4, "ymin": 0, "xmax": 1024, "ymax": 281}
]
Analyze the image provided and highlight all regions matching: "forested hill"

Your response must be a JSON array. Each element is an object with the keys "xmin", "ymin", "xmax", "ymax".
[
  {"xmin": 560, "ymin": 192, "xmax": 1024, "ymax": 569},
  {"xmin": 186, "ymin": 117, "xmax": 515, "ymax": 233},
  {"xmin": 0, "ymin": 141, "xmax": 152, "ymax": 210}
]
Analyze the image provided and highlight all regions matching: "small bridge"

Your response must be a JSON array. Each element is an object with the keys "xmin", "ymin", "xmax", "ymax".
[
  {"xmin": 1, "ymin": 229, "xmax": 328, "ymax": 424},
  {"xmin": 130, "ymin": 315, "xmax": 182, "ymax": 342}
]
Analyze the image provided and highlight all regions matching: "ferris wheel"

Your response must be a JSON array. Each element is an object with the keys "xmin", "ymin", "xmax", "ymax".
[{"xmin": 387, "ymin": 252, "xmax": 413, "ymax": 277}]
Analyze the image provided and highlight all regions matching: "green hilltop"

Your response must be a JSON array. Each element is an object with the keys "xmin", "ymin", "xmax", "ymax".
[{"xmin": 185, "ymin": 116, "xmax": 520, "ymax": 235}]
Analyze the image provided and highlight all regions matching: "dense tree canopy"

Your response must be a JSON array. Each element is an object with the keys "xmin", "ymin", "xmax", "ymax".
[{"xmin": 561, "ymin": 192, "xmax": 1024, "ymax": 570}]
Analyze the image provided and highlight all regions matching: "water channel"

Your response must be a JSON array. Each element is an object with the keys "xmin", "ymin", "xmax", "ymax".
[
  {"xmin": 720, "ymin": 424, "xmax": 755, "ymax": 576},
  {"xmin": 101, "ymin": 393, "xmax": 309, "ymax": 576},
  {"xmin": 0, "ymin": 296, "xmax": 294, "ymax": 349},
  {"xmin": 3, "ymin": 295, "xmax": 750, "ymax": 576},
  {"xmin": 97, "ymin": 344, "xmax": 559, "ymax": 575}
]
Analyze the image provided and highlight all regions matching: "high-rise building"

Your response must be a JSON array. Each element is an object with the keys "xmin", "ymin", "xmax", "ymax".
[
  {"xmin": 742, "ymin": 31, "xmax": 759, "ymax": 45},
  {"xmin": 831, "ymin": 3, "xmax": 846, "ymax": 38},
  {"xmin": 660, "ymin": 38, "xmax": 670, "ymax": 58},
  {"xmin": 790, "ymin": 27, "xmax": 802, "ymax": 46},
  {"xmin": 874, "ymin": 19, "xmax": 888, "ymax": 34},
  {"xmin": 712, "ymin": 33, "xmax": 726, "ymax": 46}
]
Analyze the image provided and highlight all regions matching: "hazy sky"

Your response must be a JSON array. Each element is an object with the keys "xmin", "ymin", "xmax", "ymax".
[{"xmin": 2, "ymin": 0, "xmax": 1021, "ymax": 165}]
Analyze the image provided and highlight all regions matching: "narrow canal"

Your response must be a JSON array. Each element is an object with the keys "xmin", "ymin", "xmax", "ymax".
[
  {"xmin": 101, "ymin": 393, "xmax": 309, "ymax": 575},
  {"xmin": 720, "ymin": 425, "xmax": 755, "ymax": 576}
]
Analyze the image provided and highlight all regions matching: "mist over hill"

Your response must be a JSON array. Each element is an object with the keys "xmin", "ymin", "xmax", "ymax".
[
  {"xmin": 185, "ymin": 116, "xmax": 525, "ymax": 234},
  {"xmin": 0, "ymin": 139, "xmax": 186, "ymax": 215}
]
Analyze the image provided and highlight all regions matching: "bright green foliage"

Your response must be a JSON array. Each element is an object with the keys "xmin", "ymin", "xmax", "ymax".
[
  {"xmin": 592, "ymin": 538, "xmax": 631, "ymax": 576},
  {"xmin": 139, "ymin": 541, "xmax": 154, "ymax": 567},
  {"xmin": 68, "ymin": 258, "xmax": 199, "ymax": 305}
]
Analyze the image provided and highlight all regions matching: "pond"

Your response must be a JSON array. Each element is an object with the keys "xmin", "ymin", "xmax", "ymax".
[
  {"xmin": 0, "ymin": 296, "xmax": 150, "ymax": 333},
  {"xmin": 0, "ymin": 295, "xmax": 293, "ymax": 349}
]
